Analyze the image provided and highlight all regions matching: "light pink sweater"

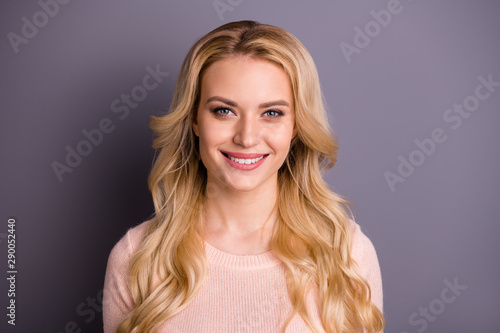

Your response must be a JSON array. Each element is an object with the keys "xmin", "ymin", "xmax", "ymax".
[{"xmin": 103, "ymin": 219, "xmax": 383, "ymax": 332}]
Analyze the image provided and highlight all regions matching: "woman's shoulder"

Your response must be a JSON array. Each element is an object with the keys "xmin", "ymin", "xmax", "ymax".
[
  {"xmin": 347, "ymin": 217, "xmax": 382, "ymax": 283},
  {"xmin": 348, "ymin": 218, "xmax": 384, "ymax": 312},
  {"xmin": 349, "ymin": 218, "xmax": 378, "ymax": 260},
  {"xmin": 103, "ymin": 220, "xmax": 153, "ymax": 331},
  {"xmin": 107, "ymin": 219, "xmax": 152, "ymax": 264}
]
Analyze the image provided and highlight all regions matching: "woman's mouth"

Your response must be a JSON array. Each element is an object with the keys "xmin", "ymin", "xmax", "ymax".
[
  {"xmin": 221, "ymin": 151, "xmax": 269, "ymax": 169},
  {"xmin": 227, "ymin": 154, "xmax": 265, "ymax": 165}
]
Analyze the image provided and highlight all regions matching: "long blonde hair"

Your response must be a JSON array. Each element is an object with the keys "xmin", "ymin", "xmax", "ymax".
[{"xmin": 118, "ymin": 20, "xmax": 385, "ymax": 333}]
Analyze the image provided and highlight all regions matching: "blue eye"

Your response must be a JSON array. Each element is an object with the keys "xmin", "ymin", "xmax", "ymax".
[
  {"xmin": 264, "ymin": 110, "xmax": 283, "ymax": 117},
  {"xmin": 213, "ymin": 107, "xmax": 234, "ymax": 116}
]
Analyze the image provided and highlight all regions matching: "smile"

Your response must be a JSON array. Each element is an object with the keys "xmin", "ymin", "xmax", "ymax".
[
  {"xmin": 228, "ymin": 155, "xmax": 265, "ymax": 164},
  {"xmin": 220, "ymin": 151, "xmax": 269, "ymax": 170}
]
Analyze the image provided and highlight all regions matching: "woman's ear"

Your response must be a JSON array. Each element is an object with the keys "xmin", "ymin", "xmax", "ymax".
[
  {"xmin": 192, "ymin": 121, "xmax": 199, "ymax": 137},
  {"xmin": 192, "ymin": 110, "xmax": 199, "ymax": 137}
]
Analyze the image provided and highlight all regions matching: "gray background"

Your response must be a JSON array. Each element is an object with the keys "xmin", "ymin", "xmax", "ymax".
[{"xmin": 1, "ymin": 0, "xmax": 499, "ymax": 332}]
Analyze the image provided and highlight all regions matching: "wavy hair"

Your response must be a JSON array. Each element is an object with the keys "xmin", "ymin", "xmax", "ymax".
[{"xmin": 117, "ymin": 20, "xmax": 385, "ymax": 333}]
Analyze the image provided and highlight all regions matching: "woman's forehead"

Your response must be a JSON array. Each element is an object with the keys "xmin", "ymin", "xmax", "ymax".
[{"xmin": 199, "ymin": 56, "xmax": 293, "ymax": 105}]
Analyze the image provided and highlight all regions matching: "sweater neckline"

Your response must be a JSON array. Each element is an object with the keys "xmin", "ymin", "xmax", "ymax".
[{"xmin": 204, "ymin": 241, "xmax": 281, "ymax": 269}]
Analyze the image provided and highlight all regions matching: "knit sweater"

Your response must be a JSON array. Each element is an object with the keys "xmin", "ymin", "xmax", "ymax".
[{"xmin": 103, "ymin": 219, "xmax": 383, "ymax": 332}]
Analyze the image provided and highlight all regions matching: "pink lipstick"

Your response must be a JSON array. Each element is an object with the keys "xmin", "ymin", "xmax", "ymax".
[{"xmin": 220, "ymin": 151, "xmax": 269, "ymax": 170}]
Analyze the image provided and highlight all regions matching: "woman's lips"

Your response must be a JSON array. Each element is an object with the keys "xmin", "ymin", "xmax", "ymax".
[
  {"xmin": 220, "ymin": 151, "xmax": 269, "ymax": 170},
  {"xmin": 220, "ymin": 151, "xmax": 267, "ymax": 159}
]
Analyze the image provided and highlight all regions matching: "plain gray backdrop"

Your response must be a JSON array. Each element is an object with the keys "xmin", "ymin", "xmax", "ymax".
[{"xmin": 1, "ymin": 0, "xmax": 499, "ymax": 332}]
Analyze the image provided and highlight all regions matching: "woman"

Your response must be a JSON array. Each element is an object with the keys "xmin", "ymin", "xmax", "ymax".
[{"xmin": 103, "ymin": 20, "xmax": 385, "ymax": 333}]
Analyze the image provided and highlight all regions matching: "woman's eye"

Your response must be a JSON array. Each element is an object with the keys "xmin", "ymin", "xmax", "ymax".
[
  {"xmin": 214, "ymin": 107, "xmax": 233, "ymax": 116},
  {"xmin": 264, "ymin": 110, "xmax": 283, "ymax": 117}
]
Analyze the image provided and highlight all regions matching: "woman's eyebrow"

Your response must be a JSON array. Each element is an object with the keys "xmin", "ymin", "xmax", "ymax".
[
  {"xmin": 259, "ymin": 100, "xmax": 290, "ymax": 108},
  {"xmin": 206, "ymin": 96, "xmax": 290, "ymax": 108},
  {"xmin": 206, "ymin": 96, "xmax": 237, "ymax": 106}
]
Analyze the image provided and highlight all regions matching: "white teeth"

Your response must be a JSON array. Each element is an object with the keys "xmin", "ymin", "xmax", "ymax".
[{"xmin": 228, "ymin": 155, "xmax": 265, "ymax": 164}]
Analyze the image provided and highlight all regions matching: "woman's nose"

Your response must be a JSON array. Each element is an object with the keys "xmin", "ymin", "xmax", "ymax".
[{"xmin": 233, "ymin": 115, "xmax": 261, "ymax": 148}]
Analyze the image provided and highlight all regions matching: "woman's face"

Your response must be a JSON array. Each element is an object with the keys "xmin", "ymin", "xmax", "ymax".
[{"xmin": 193, "ymin": 55, "xmax": 296, "ymax": 194}]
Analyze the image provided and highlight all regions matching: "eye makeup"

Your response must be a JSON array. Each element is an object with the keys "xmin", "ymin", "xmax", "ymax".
[{"xmin": 210, "ymin": 105, "xmax": 285, "ymax": 119}]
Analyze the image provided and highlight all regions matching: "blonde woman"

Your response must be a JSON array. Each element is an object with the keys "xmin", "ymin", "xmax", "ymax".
[{"xmin": 103, "ymin": 20, "xmax": 385, "ymax": 333}]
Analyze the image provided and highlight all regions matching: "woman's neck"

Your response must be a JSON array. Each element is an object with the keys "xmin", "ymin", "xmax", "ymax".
[{"xmin": 201, "ymin": 179, "xmax": 279, "ymax": 255}]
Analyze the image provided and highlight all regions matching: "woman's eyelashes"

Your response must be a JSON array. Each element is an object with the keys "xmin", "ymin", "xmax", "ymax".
[
  {"xmin": 212, "ymin": 106, "xmax": 234, "ymax": 117},
  {"xmin": 211, "ymin": 106, "xmax": 285, "ymax": 118},
  {"xmin": 263, "ymin": 110, "xmax": 284, "ymax": 117}
]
